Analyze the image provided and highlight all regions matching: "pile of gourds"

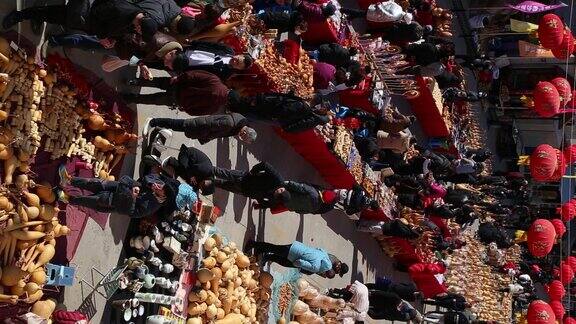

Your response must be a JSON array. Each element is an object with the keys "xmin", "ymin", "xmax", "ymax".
[
  {"xmin": 0, "ymin": 181, "xmax": 69, "ymax": 320},
  {"xmin": 0, "ymin": 37, "xmax": 137, "ymax": 181},
  {"xmin": 294, "ymin": 278, "xmax": 345, "ymax": 323},
  {"xmin": 255, "ymin": 44, "xmax": 314, "ymax": 99},
  {"xmin": 186, "ymin": 234, "xmax": 271, "ymax": 324}
]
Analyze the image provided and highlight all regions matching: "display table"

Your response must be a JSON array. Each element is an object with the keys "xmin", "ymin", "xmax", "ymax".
[
  {"xmin": 337, "ymin": 77, "xmax": 379, "ymax": 115},
  {"xmin": 276, "ymin": 129, "xmax": 356, "ymax": 189},
  {"xmin": 406, "ymin": 77, "xmax": 450, "ymax": 138}
]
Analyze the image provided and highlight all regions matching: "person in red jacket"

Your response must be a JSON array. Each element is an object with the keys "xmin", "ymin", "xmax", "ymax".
[
  {"xmin": 122, "ymin": 70, "xmax": 230, "ymax": 116},
  {"xmin": 408, "ymin": 262, "xmax": 448, "ymax": 298}
]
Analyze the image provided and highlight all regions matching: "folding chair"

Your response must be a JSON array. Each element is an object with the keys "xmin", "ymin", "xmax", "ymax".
[{"xmin": 45, "ymin": 263, "xmax": 76, "ymax": 286}]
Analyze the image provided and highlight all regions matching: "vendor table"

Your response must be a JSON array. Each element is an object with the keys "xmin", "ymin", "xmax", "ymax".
[{"xmin": 407, "ymin": 77, "xmax": 451, "ymax": 138}]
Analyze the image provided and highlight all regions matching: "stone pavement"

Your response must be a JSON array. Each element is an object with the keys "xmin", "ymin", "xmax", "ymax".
[{"xmin": 0, "ymin": 1, "xmax": 412, "ymax": 323}]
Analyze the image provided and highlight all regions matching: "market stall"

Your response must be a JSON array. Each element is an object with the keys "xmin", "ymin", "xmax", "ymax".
[{"xmin": 0, "ymin": 33, "xmax": 136, "ymax": 320}]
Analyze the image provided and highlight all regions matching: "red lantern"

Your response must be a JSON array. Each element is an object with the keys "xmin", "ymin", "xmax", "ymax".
[
  {"xmin": 549, "ymin": 301, "xmax": 565, "ymax": 320},
  {"xmin": 527, "ymin": 219, "xmax": 556, "ymax": 257},
  {"xmin": 527, "ymin": 300, "xmax": 556, "ymax": 324},
  {"xmin": 566, "ymin": 256, "xmax": 576, "ymax": 270},
  {"xmin": 557, "ymin": 198, "xmax": 576, "ymax": 221},
  {"xmin": 547, "ymin": 280, "xmax": 566, "ymax": 300},
  {"xmin": 530, "ymin": 144, "xmax": 564, "ymax": 182},
  {"xmin": 551, "ymin": 77, "xmax": 573, "ymax": 106},
  {"xmin": 539, "ymin": 14, "xmax": 566, "ymax": 49},
  {"xmin": 533, "ymin": 81, "xmax": 561, "ymax": 117},
  {"xmin": 551, "ymin": 32, "xmax": 575, "ymax": 60},
  {"xmin": 550, "ymin": 219, "xmax": 566, "ymax": 238},
  {"xmin": 565, "ymin": 317, "xmax": 576, "ymax": 324},
  {"xmin": 560, "ymin": 261, "xmax": 574, "ymax": 285}
]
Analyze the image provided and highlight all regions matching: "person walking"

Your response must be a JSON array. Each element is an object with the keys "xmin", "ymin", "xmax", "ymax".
[
  {"xmin": 367, "ymin": 291, "xmax": 422, "ymax": 321},
  {"xmin": 228, "ymin": 92, "xmax": 330, "ymax": 133},
  {"xmin": 245, "ymin": 240, "xmax": 349, "ymax": 278},
  {"xmin": 141, "ymin": 113, "xmax": 257, "ymax": 145},
  {"xmin": 57, "ymin": 166, "xmax": 171, "ymax": 218},
  {"xmin": 255, "ymin": 181, "xmax": 336, "ymax": 215},
  {"xmin": 123, "ymin": 70, "xmax": 231, "ymax": 115},
  {"xmin": 213, "ymin": 162, "xmax": 284, "ymax": 203}
]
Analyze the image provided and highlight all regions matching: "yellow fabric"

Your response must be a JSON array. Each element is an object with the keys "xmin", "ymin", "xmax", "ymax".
[
  {"xmin": 517, "ymin": 156, "xmax": 530, "ymax": 166},
  {"xmin": 511, "ymin": 19, "xmax": 539, "ymax": 33},
  {"xmin": 515, "ymin": 230, "xmax": 527, "ymax": 243}
]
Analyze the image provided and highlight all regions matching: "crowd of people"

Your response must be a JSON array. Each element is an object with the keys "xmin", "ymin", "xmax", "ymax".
[{"xmin": 4, "ymin": 0, "xmax": 573, "ymax": 323}]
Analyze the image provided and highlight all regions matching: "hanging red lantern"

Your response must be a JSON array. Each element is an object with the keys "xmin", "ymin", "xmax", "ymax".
[
  {"xmin": 550, "ymin": 77, "xmax": 573, "ymax": 106},
  {"xmin": 566, "ymin": 256, "xmax": 576, "ymax": 270},
  {"xmin": 549, "ymin": 301, "xmax": 565, "ymax": 320},
  {"xmin": 527, "ymin": 300, "xmax": 556, "ymax": 324},
  {"xmin": 557, "ymin": 200, "xmax": 576, "ymax": 221},
  {"xmin": 560, "ymin": 261, "xmax": 574, "ymax": 285},
  {"xmin": 565, "ymin": 317, "xmax": 576, "ymax": 324},
  {"xmin": 533, "ymin": 81, "xmax": 562, "ymax": 117},
  {"xmin": 550, "ymin": 219, "xmax": 566, "ymax": 238},
  {"xmin": 527, "ymin": 219, "xmax": 556, "ymax": 257},
  {"xmin": 547, "ymin": 280, "xmax": 566, "ymax": 300},
  {"xmin": 538, "ymin": 14, "xmax": 566, "ymax": 49},
  {"xmin": 551, "ymin": 32, "xmax": 575, "ymax": 60},
  {"xmin": 530, "ymin": 144, "xmax": 564, "ymax": 182}
]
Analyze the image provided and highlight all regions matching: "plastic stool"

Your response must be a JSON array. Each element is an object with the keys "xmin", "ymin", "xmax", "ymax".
[{"xmin": 45, "ymin": 263, "xmax": 76, "ymax": 286}]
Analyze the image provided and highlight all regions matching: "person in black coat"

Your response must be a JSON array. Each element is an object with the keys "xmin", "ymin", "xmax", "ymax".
[
  {"xmin": 58, "ymin": 167, "xmax": 167, "ymax": 218},
  {"xmin": 4, "ymin": 0, "xmax": 210, "ymax": 43},
  {"xmin": 228, "ymin": 92, "xmax": 330, "ymax": 133},
  {"xmin": 427, "ymin": 293, "xmax": 470, "ymax": 312},
  {"xmin": 366, "ymin": 276, "xmax": 420, "ymax": 302},
  {"xmin": 257, "ymin": 11, "xmax": 308, "ymax": 34},
  {"xmin": 153, "ymin": 40, "xmax": 254, "ymax": 80},
  {"xmin": 163, "ymin": 144, "xmax": 216, "ymax": 195},
  {"xmin": 317, "ymin": 43, "xmax": 358, "ymax": 68},
  {"xmin": 478, "ymin": 221, "xmax": 514, "ymax": 249},
  {"xmin": 368, "ymin": 291, "xmax": 422, "ymax": 321},
  {"xmin": 405, "ymin": 41, "xmax": 454, "ymax": 66},
  {"xmin": 143, "ymin": 113, "xmax": 257, "ymax": 145},
  {"xmin": 213, "ymin": 162, "xmax": 285, "ymax": 204}
]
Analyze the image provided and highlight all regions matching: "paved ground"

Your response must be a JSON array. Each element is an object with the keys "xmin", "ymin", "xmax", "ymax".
[{"xmin": 0, "ymin": 1, "xmax": 415, "ymax": 323}]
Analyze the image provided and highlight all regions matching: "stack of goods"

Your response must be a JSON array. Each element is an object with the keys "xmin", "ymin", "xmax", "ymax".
[
  {"xmin": 431, "ymin": 7, "xmax": 454, "ymax": 38},
  {"xmin": 187, "ymin": 234, "xmax": 271, "ymax": 323},
  {"xmin": 293, "ymin": 278, "xmax": 346, "ymax": 323},
  {"xmin": 254, "ymin": 44, "xmax": 314, "ymax": 99},
  {"xmin": 445, "ymin": 234, "xmax": 520, "ymax": 322},
  {"xmin": 0, "ymin": 37, "xmax": 136, "ymax": 181},
  {"xmin": 0, "ymin": 185, "xmax": 70, "ymax": 318}
]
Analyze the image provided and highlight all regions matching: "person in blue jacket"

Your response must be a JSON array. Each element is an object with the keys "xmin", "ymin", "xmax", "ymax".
[{"xmin": 245, "ymin": 240, "xmax": 348, "ymax": 278}]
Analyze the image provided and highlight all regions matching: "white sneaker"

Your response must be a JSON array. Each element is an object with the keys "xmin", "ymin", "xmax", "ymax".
[{"xmin": 142, "ymin": 117, "xmax": 153, "ymax": 137}]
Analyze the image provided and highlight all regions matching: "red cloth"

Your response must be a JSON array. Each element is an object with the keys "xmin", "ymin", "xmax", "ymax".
[
  {"xmin": 337, "ymin": 77, "xmax": 379, "ymax": 114},
  {"xmin": 282, "ymin": 39, "xmax": 301, "ymax": 64},
  {"xmin": 321, "ymin": 190, "xmax": 337, "ymax": 203},
  {"xmin": 275, "ymin": 129, "xmax": 356, "ymax": 189},
  {"xmin": 53, "ymin": 310, "xmax": 88, "ymax": 323},
  {"xmin": 408, "ymin": 262, "xmax": 448, "ymax": 298},
  {"xmin": 429, "ymin": 215, "xmax": 451, "ymax": 239},
  {"xmin": 406, "ymin": 77, "xmax": 450, "ymax": 137},
  {"xmin": 301, "ymin": 20, "xmax": 338, "ymax": 45},
  {"xmin": 415, "ymin": 9, "xmax": 433, "ymax": 25}
]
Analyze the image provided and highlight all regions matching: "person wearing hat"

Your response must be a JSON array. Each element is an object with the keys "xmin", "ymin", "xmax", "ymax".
[
  {"xmin": 245, "ymin": 240, "xmax": 349, "ymax": 278},
  {"xmin": 158, "ymin": 40, "xmax": 254, "ymax": 80},
  {"xmin": 293, "ymin": 0, "xmax": 337, "ymax": 23},
  {"xmin": 141, "ymin": 113, "xmax": 257, "ymax": 145}
]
